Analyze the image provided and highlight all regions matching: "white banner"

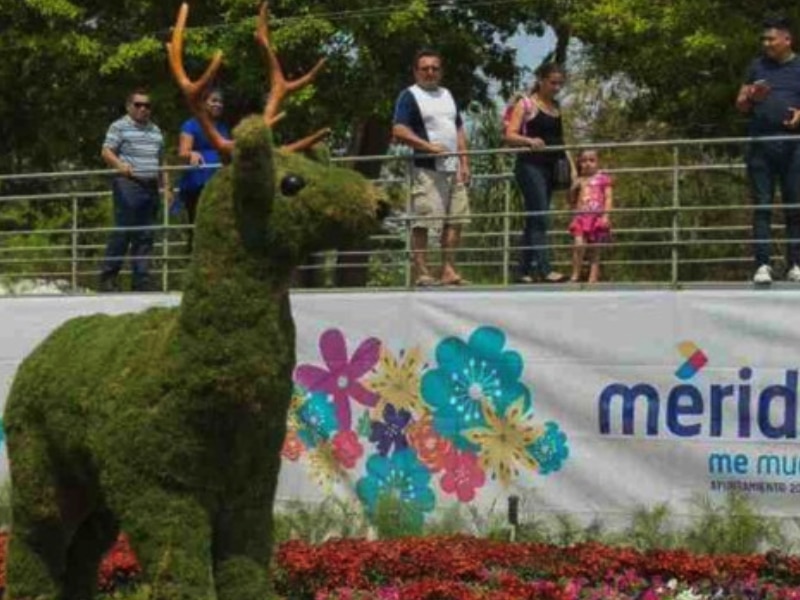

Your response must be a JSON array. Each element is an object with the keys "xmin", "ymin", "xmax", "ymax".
[{"xmin": 1, "ymin": 290, "xmax": 800, "ymax": 523}]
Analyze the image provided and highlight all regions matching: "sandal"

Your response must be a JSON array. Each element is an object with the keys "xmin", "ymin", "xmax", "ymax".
[
  {"xmin": 441, "ymin": 276, "xmax": 470, "ymax": 286},
  {"xmin": 543, "ymin": 271, "xmax": 568, "ymax": 283},
  {"xmin": 415, "ymin": 274, "xmax": 440, "ymax": 287}
]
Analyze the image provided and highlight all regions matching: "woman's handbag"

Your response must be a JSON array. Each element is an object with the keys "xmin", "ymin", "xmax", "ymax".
[{"xmin": 553, "ymin": 156, "xmax": 572, "ymax": 191}]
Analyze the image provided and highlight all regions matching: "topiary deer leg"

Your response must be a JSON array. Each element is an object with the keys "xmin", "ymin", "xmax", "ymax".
[
  {"xmin": 212, "ymin": 504, "xmax": 274, "ymax": 600},
  {"xmin": 5, "ymin": 429, "xmax": 67, "ymax": 600},
  {"xmin": 118, "ymin": 490, "xmax": 215, "ymax": 600},
  {"xmin": 61, "ymin": 506, "xmax": 119, "ymax": 600}
]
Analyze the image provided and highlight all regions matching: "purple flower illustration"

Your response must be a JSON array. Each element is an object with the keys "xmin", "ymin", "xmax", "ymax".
[
  {"xmin": 294, "ymin": 329, "xmax": 381, "ymax": 430},
  {"xmin": 369, "ymin": 404, "xmax": 412, "ymax": 456}
]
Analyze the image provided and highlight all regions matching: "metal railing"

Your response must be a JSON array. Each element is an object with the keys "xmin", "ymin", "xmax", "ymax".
[{"xmin": 0, "ymin": 135, "xmax": 796, "ymax": 293}]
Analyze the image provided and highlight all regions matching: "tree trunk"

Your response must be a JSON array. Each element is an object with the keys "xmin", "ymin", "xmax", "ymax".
[
  {"xmin": 333, "ymin": 114, "xmax": 391, "ymax": 287},
  {"xmin": 553, "ymin": 22, "xmax": 571, "ymax": 66}
]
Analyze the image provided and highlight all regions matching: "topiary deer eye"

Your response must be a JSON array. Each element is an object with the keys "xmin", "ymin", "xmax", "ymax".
[{"xmin": 280, "ymin": 174, "xmax": 306, "ymax": 197}]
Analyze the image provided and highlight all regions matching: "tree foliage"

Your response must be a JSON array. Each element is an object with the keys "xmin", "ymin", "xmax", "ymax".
[
  {"xmin": 0, "ymin": 0, "xmax": 562, "ymax": 173},
  {"xmin": 566, "ymin": 0, "xmax": 800, "ymax": 136}
]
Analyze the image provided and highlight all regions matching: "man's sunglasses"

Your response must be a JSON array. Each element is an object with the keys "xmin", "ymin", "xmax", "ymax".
[
  {"xmin": 133, "ymin": 102, "xmax": 152, "ymax": 109},
  {"xmin": 418, "ymin": 66, "xmax": 441, "ymax": 73}
]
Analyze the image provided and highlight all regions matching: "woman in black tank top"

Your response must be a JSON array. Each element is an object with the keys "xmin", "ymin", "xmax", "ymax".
[{"xmin": 503, "ymin": 63, "xmax": 569, "ymax": 283}]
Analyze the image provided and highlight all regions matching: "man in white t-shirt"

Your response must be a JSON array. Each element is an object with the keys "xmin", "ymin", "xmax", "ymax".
[{"xmin": 393, "ymin": 49, "xmax": 471, "ymax": 286}]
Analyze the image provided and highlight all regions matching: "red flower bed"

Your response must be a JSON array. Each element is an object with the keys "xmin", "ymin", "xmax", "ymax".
[
  {"xmin": 0, "ymin": 531, "xmax": 141, "ymax": 593},
  {"xmin": 273, "ymin": 537, "xmax": 800, "ymax": 599},
  {"xmin": 2, "ymin": 532, "xmax": 800, "ymax": 598}
]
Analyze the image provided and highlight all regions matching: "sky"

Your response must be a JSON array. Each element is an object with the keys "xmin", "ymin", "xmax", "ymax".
[
  {"xmin": 510, "ymin": 27, "xmax": 557, "ymax": 83},
  {"xmin": 479, "ymin": 26, "xmax": 557, "ymax": 103}
]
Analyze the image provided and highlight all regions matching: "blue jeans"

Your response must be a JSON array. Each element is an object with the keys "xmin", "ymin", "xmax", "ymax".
[
  {"xmin": 102, "ymin": 177, "xmax": 159, "ymax": 284},
  {"xmin": 514, "ymin": 159, "xmax": 554, "ymax": 277},
  {"xmin": 747, "ymin": 140, "xmax": 800, "ymax": 268}
]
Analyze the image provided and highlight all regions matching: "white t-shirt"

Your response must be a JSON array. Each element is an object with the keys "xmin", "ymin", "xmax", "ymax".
[{"xmin": 408, "ymin": 84, "xmax": 459, "ymax": 172}]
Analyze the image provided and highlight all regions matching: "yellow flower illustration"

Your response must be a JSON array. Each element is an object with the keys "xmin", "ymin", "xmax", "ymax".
[
  {"xmin": 306, "ymin": 443, "xmax": 347, "ymax": 492},
  {"xmin": 366, "ymin": 346, "xmax": 426, "ymax": 417},
  {"xmin": 463, "ymin": 397, "xmax": 543, "ymax": 487},
  {"xmin": 286, "ymin": 386, "xmax": 306, "ymax": 430}
]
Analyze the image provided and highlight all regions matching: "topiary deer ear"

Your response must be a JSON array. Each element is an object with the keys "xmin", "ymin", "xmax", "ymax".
[{"xmin": 302, "ymin": 143, "xmax": 331, "ymax": 165}]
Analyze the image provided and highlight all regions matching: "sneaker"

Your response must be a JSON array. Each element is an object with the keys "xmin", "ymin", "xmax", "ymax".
[
  {"xmin": 788, "ymin": 265, "xmax": 800, "ymax": 282},
  {"xmin": 753, "ymin": 265, "xmax": 773, "ymax": 285},
  {"xmin": 132, "ymin": 278, "xmax": 158, "ymax": 292},
  {"xmin": 98, "ymin": 274, "xmax": 120, "ymax": 293}
]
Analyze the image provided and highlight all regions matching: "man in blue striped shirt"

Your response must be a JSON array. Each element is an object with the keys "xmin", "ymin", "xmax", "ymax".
[{"xmin": 99, "ymin": 89, "xmax": 170, "ymax": 292}]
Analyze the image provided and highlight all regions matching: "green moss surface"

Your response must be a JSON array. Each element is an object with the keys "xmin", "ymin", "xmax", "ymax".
[{"xmin": 3, "ymin": 116, "xmax": 378, "ymax": 600}]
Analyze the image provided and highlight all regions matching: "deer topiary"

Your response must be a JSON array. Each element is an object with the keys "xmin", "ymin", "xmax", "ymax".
[{"xmin": 3, "ymin": 4, "xmax": 381, "ymax": 599}]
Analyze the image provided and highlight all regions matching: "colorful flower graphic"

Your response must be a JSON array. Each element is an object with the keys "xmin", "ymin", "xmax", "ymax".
[
  {"xmin": 463, "ymin": 397, "xmax": 542, "ymax": 487},
  {"xmin": 294, "ymin": 329, "xmax": 381, "ymax": 431},
  {"xmin": 307, "ymin": 444, "xmax": 349, "ymax": 491},
  {"xmin": 440, "ymin": 449, "xmax": 486, "ymax": 502},
  {"xmin": 356, "ymin": 411, "xmax": 372, "ymax": 438},
  {"xmin": 367, "ymin": 346, "xmax": 426, "ymax": 417},
  {"xmin": 289, "ymin": 385, "xmax": 306, "ymax": 411},
  {"xmin": 421, "ymin": 326, "xmax": 530, "ymax": 449},
  {"xmin": 286, "ymin": 385, "xmax": 308, "ymax": 430},
  {"xmin": 528, "ymin": 421, "xmax": 570, "ymax": 475},
  {"xmin": 369, "ymin": 404, "xmax": 412, "ymax": 456},
  {"xmin": 356, "ymin": 449, "xmax": 435, "ymax": 527},
  {"xmin": 406, "ymin": 416, "xmax": 454, "ymax": 474},
  {"xmin": 281, "ymin": 430, "xmax": 304, "ymax": 462},
  {"xmin": 332, "ymin": 430, "xmax": 364, "ymax": 469},
  {"xmin": 296, "ymin": 392, "xmax": 339, "ymax": 448},
  {"xmin": 286, "ymin": 325, "xmax": 568, "ymax": 523}
]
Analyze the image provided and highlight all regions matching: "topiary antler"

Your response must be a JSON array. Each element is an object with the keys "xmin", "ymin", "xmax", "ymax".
[
  {"xmin": 166, "ymin": 4, "xmax": 232, "ymax": 157},
  {"xmin": 167, "ymin": 2, "xmax": 331, "ymax": 155}
]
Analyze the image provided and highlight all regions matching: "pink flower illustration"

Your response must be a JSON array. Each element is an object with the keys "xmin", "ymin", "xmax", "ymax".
[
  {"xmin": 332, "ymin": 430, "xmax": 364, "ymax": 469},
  {"xmin": 440, "ymin": 449, "xmax": 486, "ymax": 502},
  {"xmin": 294, "ymin": 329, "xmax": 381, "ymax": 431}
]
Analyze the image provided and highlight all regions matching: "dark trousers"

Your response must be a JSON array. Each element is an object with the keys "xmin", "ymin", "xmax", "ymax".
[
  {"xmin": 515, "ymin": 159, "xmax": 554, "ymax": 277},
  {"xmin": 180, "ymin": 187, "xmax": 203, "ymax": 253},
  {"xmin": 102, "ymin": 177, "xmax": 159, "ymax": 284},
  {"xmin": 747, "ymin": 140, "xmax": 800, "ymax": 268}
]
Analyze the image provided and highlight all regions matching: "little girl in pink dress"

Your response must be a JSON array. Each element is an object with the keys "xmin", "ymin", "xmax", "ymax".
[{"xmin": 569, "ymin": 149, "xmax": 613, "ymax": 283}]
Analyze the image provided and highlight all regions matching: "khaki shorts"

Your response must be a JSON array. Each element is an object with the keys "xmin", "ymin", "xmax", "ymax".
[{"xmin": 410, "ymin": 168, "xmax": 471, "ymax": 229}]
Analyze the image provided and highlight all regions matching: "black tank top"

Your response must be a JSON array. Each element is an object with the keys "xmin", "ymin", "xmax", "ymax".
[{"xmin": 521, "ymin": 106, "xmax": 566, "ymax": 166}]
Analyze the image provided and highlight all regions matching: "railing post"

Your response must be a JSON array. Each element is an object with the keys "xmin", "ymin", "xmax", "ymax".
[
  {"xmin": 671, "ymin": 145, "xmax": 680, "ymax": 286},
  {"xmin": 71, "ymin": 196, "xmax": 79, "ymax": 291},
  {"xmin": 162, "ymin": 187, "xmax": 170, "ymax": 292},
  {"xmin": 503, "ymin": 178, "xmax": 511, "ymax": 286},
  {"xmin": 404, "ymin": 155, "xmax": 414, "ymax": 289}
]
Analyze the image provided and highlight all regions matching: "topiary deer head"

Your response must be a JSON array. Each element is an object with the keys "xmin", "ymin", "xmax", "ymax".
[{"xmin": 3, "ymin": 5, "xmax": 381, "ymax": 600}]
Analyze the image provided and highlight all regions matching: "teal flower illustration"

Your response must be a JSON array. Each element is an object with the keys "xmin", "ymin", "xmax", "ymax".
[
  {"xmin": 356, "ymin": 449, "xmax": 435, "ymax": 528},
  {"xmin": 527, "ymin": 421, "xmax": 569, "ymax": 475},
  {"xmin": 296, "ymin": 392, "xmax": 339, "ymax": 448},
  {"xmin": 421, "ymin": 326, "xmax": 530, "ymax": 449}
]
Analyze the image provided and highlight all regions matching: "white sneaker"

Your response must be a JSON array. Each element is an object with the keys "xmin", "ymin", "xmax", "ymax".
[
  {"xmin": 753, "ymin": 265, "xmax": 773, "ymax": 284},
  {"xmin": 788, "ymin": 265, "xmax": 800, "ymax": 282}
]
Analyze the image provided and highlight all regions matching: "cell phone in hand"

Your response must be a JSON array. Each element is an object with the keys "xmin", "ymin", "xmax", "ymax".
[{"xmin": 750, "ymin": 79, "xmax": 771, "ymax": 103}]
